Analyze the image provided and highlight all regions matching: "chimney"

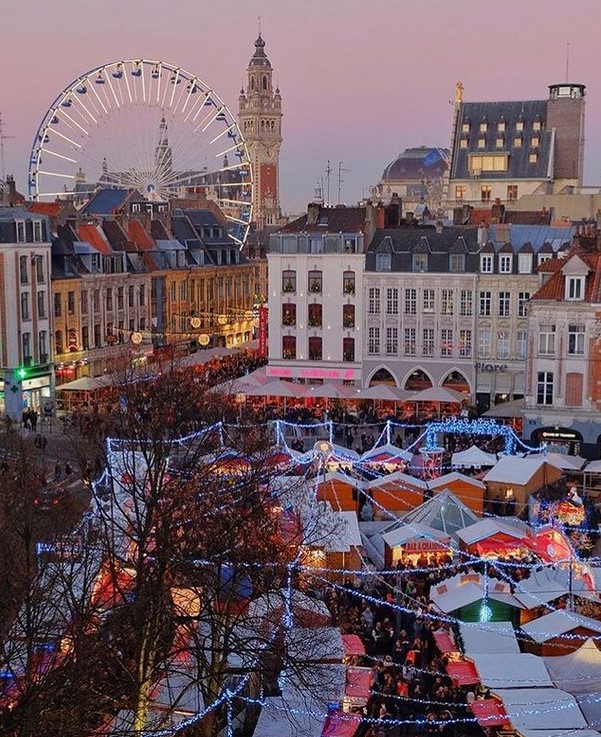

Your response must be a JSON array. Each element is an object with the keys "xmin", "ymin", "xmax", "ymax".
[
  {"xmin": 6, "ymin": 175, "xmax": 16, "ymax": 206},
  {"xmin": 406, "ymin": 211, "xmax": 414, "ymax": 225},
  {"xmin": 496, "ymin": 223, "xmax": 511, "ymax": 243},
  {"xmin": 376, "ymin": 202, "xmax": 385, "ymax": 229},
  {"xmin": 385, "ymin": 193, "xmax": 402, "ymax": 227},
  {"xmin": 307, "ymin": 202, "xmax": 320, "ymax": 225},
  {"xmin": 477, "ymin": 223, "xmax": 488, "ymax": 246},
  {"xmin": 435, "ymin": 220, "xmax": 444, "ymax": 234}
]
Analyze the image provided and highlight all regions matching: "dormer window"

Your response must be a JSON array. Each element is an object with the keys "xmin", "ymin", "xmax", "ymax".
[
  {"xmin": 477, "ymin": 138, "xmax": 486, "ymax": 149},
  {"xmin": 480, "ymin": 254, "xmax": 493, "ymax": 273},
  {"xmin": 33, "ymin": 220, "xmax": 43, "ymax": 242},
  {"xmin": 516, "ymin": 120, "xmax": 524, "ymax": 132},
  {"xmin": 16, "ymin": 220, "xmax": 26, "ymax": 242},
  {"xmin": 412, "ymin": 253, "xmax": 428, "ymax": 272},
  {"xmin": 499, "ymin": 254, "xmax": 513, "ymax": 273},
  {"xmin": 479, "ymin": 122, "xmax": 488, "ymax": 133},
  {"xmin": 513, "ymin": 137, "xmax": 523, "ymax": 148},
  {"xmin": 496, "ymin": 137, "xmax": 504, "ymax": 148},
  {"xmin": 533, "ymin": 120, "xmax": 542, "ymax": 131},
  {"xmin": 497, "ymin": 121, "xmax": 506, "ymax": 132},
  {"xmin": 460, "ymin": 139, "xmax": 468, "ymax": 149},
  {"xmin": 462, "ymin": 122, "xmax": 470, "ymax": 133},
  {"xmin": 376, "ymin": 253, "xmax": 391, "ymax": 271},
  {"xmin": 529, "ymin": 153, "xmax": 538, "ymax": 163},
  {"xmin": 531, "ymin": 136, "xmax": 540, "ymax": 147},
  {"xmin": 566, "ymin": 275, "xmax": 585, "ymax": 300}
]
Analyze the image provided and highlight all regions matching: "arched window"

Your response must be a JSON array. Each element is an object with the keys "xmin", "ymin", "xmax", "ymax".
[
  {"xmin": 250, "ymin": 76, "xmax": 255, "ymax": 90},
  {"xmin": 404, "ymin": 369, "xmax": 432, "ymax": 391},
  {"xmin": 262, "ymin": 75, "xmax": 267, "ymax": 90}
]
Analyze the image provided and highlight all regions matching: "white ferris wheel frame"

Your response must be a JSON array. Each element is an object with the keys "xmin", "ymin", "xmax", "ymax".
[{"xmin": 29, "ymin": 58, "xmax": 253, "ymax": 245}]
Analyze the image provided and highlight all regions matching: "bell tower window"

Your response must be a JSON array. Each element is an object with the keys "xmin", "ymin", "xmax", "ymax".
[{"xmin": 262, "ymin": 75, "xmax": 267, "ymax": 90}]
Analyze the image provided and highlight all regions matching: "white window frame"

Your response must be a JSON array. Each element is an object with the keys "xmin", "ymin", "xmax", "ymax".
[
  {"xmin": 499, "ymin": 254, "xmax": 513, "ymax": 273},
  {"xmin": 498, "ymin": 291, "xmax": 510, "ymax": 317},
  {"xmin": 479, "ymin": 291, "xmax": 491, "ymax": 316},
  {"xmin": 459, "ymin": 329, "xmax": 472, "ymax": 357},
  {"xmin": 480, "ymin": 254, "xmax": 493, "ymax": 273},
  {"xmin": 441, "ymin": 329, "xmax": 453, "ymax": 357},
  {"xmin": 566, "ymin": 276, "xmax": 585, "ymax": 301},
  {"xmin": 478, "ymin": 329, "xmax": 491, "ymax": 358},
  {"xmin": 368, "ymin": 287, "xmax": 381, "ymax": 314},
  {"xmin": 423, "ymin": 289, "xmax": 435, "ymax": 313},
  {"xmin": 441, "ymin": 289, "xmax": 454, "ymax": 315},
  {"xmin": 368, "ymin": 327, "xmax": 380, "ymax": 354},
  {"xmin": 422, "ymin": 328, "xmax": 434, "ymax": 357},
  {"xmin": 518, "ymin": 253, "xmax": 532, "ymax": 274},
  {"xmin": 404, "ymin": 288, "xmax": 417, "ymax": 315},
  {"xmin": 33, "ymin": 220, "xmax": 43, "ymax": 242},
  {"xmin": 460, "ymin": 290, "xmax": 473, "ymax": 316},
  {"xmin": 518, "ymin": 292, "xmax": 530, "ymax": 317},
  {"xmin": 516, "ymin": 330, "xmax": 527, "ymax": 359},
  {"xmin": 386, "ymin": 288, "xmax": 399, "ymax": 315},
  {"xmin": 567, "ymin": 324, "xmax": 585, "ymax": 355},
  {"xmin": 386, "ymin": 327, "xmax": 398, "ymax": 355},
  {"xmin": 496, "ymin": 330, "xmax": 510, "ymax": 359},
  {"xmin": 404, "ymin": 327, "xmax": 416, "ymax": 356},
  {"xmin": 538, "ymin": 324, "xmax": 556, "ymax": 355},
  {"xmin": 537, "ymin": 371, "xmax": 554, "ymax": 405}
]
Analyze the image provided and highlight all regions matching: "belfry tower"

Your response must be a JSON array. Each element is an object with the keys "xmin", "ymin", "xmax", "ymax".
[{"xmin": 238, "ymin": 34, "xmax": 283, "ymax": 228}]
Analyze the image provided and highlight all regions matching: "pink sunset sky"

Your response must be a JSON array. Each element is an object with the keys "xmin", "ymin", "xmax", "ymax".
[{"xmin": 2, "ymin": 0, "xmax": 601, "ymax": 214}]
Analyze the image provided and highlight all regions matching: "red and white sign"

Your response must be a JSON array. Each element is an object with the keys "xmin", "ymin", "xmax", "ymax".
[{"xmin": 258, "ymin": 306, "xmax": 268, "ymax": 358}]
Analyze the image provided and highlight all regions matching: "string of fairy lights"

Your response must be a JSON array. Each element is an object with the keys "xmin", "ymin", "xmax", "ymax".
[{"xmin": 31, "ymin": 416, "xmax": 601, "ymax": 735}]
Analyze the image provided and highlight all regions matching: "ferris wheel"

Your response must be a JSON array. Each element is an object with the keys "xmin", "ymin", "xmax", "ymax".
[{"xmin": 29, "ymin": 59, "xmax": 253, "ymax": 245}]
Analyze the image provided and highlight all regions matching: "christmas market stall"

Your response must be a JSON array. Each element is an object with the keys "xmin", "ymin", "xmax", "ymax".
[
  {"xmin": 362, "ymin": 471, "xmax": 427, "ymax": 519},
  {"xmin": 427, "ymin": 471, "xmax": 486, "ymax": 516},
  {"xmin": 381, "ymin": 522, "xmax": 452, "ymax": 567},
  {"xmin": 521, "ymin": 609, "xmax": 601, "ymax": 656}
]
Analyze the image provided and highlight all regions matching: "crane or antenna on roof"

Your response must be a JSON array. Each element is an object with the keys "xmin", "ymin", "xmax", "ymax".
[
  {"xmin": 0, "ymin": 113, "xmax": 15, "ymax": 186},
  {"xmin": 337, "ymin": 161, "xmax": 350, "ymax": 205},
  {"xmin": 325, "ymin": 160, "xmax": 332, "ymax": 205},
  {"xmin": 565, "ymin": 41, "xmax": 570, "ymax": 82}
]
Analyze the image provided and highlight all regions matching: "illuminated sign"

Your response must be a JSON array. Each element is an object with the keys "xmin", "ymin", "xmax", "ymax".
[{"xmin": 267, "ymin": 366, "xmax": 361, "ymax": 380}]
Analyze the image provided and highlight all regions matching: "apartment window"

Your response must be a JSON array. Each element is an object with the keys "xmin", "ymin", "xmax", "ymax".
[
  {"xmin": 538, "ymin": 253, "xmax": 552, "ymax": 266},
  {"xmin": 404, "ymin": 328, "xmax": 416, "ymax": 356},
  {"xmin": 128, "ymin": 286, "xmax": 134, "ymax": 308},
  {"xmin": 455, "ymin": 185, "xmax": 466, "ymax": 200},
  {"xmin": 282, "ymin": 303, "xmax": 296, "ymax": 327},
  {"xmin": 412, "ymin": 253, "xmax": 428, "ymax": 272},
  {"xmin": 460, "ymin": 290, "xmax": 473, "ymax": 316},
  {"xmin": 481, "ymin": 186, "xmax": 492, "ymax": 202},
  {"xmin": 537, "ymin": 371, "xmax": 554, "ymax": 405},
  {"xmin": 368, "ymin": 288, "xmax": 380, "ymax": 314},
  {"xmin": 282, "ymin": 335, "xmax": 296, "ymax": 360},
  {"xmin": 479, "ymin": 122, "xmax": 488, "ymax": 133},
  {"xmin": 450, "ymin": 254, "xmax": 465, "ymax": 272},
  {"xmin": 531, "ymin": 136, "xmax": 540, "ymax": 147},
  {"xmin": 516, "ymin": 120, "xmax": 524, "ymax": 132},
  {"xmin": 469, "ymin": 154, "xmax": 508, "ymax": 173},
  {"xmin": 539, "ymin": 324, "xmax": 556, "ymax": 355},
  {"xmin": 513, "ymin": 137, "xmax": 523, "ymax": 147},
  {"xmin": 343, "ymin": 271, "xmax": 355, "ymax": 295},
  {"xmin": 343, "ymin": 236, "xmax": 357, "ymax": 254},
  {"xmin": 498, "ymin": 291, "xmax": 510, "ymax": 316},
  {"xmin": 21, "ymin": 293, "xmax": 30, "ymax": 321},
  {"xmin": 20, "ymin": 255, "xmax": 28, "ymax": 285},
  {"xmin": 497, "ymin": 330, "xmax": 510, "ymax": 359},
  {"xmin": 480, "ymin": 254, "xmax": 493, "ymax": 273},
  {"xmin": 342, "ymin": 337, "xmax": 355, "ymax": 362},
  {"xmin": 507, "ymin": 185, "xmax": 518, "ymax": 201},
  {"xmin": 497, "ymin": 121, "xmax": 506, "ymax": 132},
  {"xmin": 460, "ymin": 139, "xmax": 468, "ymax": 149},
  {"xmin": 55, "ymin": 330, "xmax": 63, "ymax": 354},
  {"xmin": 441, "ymin": 329, "xmax": 453, "ymax": 357},
  {"xmin": 140, "ymin": 284, "xmax": 146, "ymax": 306},
  {"xmin": 499, "ymin": 254, "xmax": 512, "ymax": 273},
  {"xmin": 308, "ymin": 270, "xmax": 322, "ymax": 294},
  {"xmin": 36, "ymin": 256, "xmax": 45, "ymax": 283},
  {"xmin": 386, "ymin": 327, "xmax": 398, "ymax": 355},
  {"xmin": 477, "ymin": 138, "xmax": 486, "ymax": 149},
  {"xmin": 459, "ymin": 329, "xmax": 472, "ymax": 357},
  {"xmin": 94, "ymin": 324, "xmax": 102, "ymax": 348},
  {"xmin": 54, "ymin": 293, "xmax": 62, "ymax": 318},
  {"xmin": 179, "ymin": 281, "xmax": 187, "ymax": 301},
  {"xmin": 16, "ymin": 221, "xmax": 26, "ymax": 242},
  {"xmin": 568, "ymin": 324, "xmax": 585, "ymax": 355},
  {"xmin": 368, "ymin": 327, "xmax": 380, "ymax": 354},
  {"xmin": 308, "ymin": 303, "xmax": 322, "ymax": 328},
  {"xmin": 518, "ymin": 253, "xmax": 532, "ymax": 274},
  {"xmin": 518, "ymin": 292, "xmax": 530, "ymax": 317},
  {"xmin": 343, "ymin": 304, "xmax": 355, "ymax": 328},
  {"xmin": 33, "ymin": 220, "xmax": 43, "ymax": 242},
  {"xmin": 22, "ymin": 332, "xmax": 31, "ymax": 360},
  {"xmin": 308, "ymin": 236, "xmax": 323, "ymax": 254},
  {"xmin": 115, "ymin": 287, "xmax": 123, "ymax": 310},
  {"xmin": 496, "ymin": 137, "xmax": 504, "ymax": 149},
  {"xmin": 478, "ymin": 329, "xmax": 491, "ymax": 358},
  {"xmin": 81, "ymin": 326, "xmax": 89, "ymax": 351},
  {"xmin": 533, "ymin": 120, "xmax": 542, "ymax": 131},
  {"xmin": 422, "ymin": 328, "xmax": 434, "ymax": 357},
  {"xmin": 516, "ymin": 330, "xmax": 527, "ymax": 359},
  {"xmin": 117, "ymin": 321, "xmax": 124, "ymax": 343},
  {"xmin": 479, "ymin": 291, "xmax": 491, "ymax": 316},
  {"xmin": 566, "ymin": 276, "xmax": 584, "ymax": 300},
  {"xmin": 404, "ymin": 288, "xmax": 417, "ymax": 315},
  {"xmin": 529, "ymin": 153, "xmax": 538, "ymax": 163},
  {"xmin": 106, "ymin": 288, "xmax": 113, "ymax": 312},
  {"xmin": 462, "ymin": 122, "xmax": 470, "ymax": 133},
  {"xmin": 386, "ymin": 288, "xmax": 399, "ymax": 315},
  {"xmin": 81, "ymin": 290, "xmax": 88, "ymax": 315},
  {"xmin": 282, "ymin": 270, "xmax": 296, "ymax": 293},
  {"xmin": 170, "ymin": 282, "xmax": 177, "ymax": 301},
  {"xmin": 376, "ymin": 253, "xmax": 391, "ymax": 271},
  {"xmin": 441, "ymin": 289, "xmax": 454, "ymax": 315},
  {"xmin": 423, "ymin": 289, "xmax": 435, "ymax": 313},
  {"xmin": 67, "ymin": 291, "xmax": 75, "ymax": 315},
  {"xmin": 37, "ymin": 290, "xmax": 46, "ymax": 318}
]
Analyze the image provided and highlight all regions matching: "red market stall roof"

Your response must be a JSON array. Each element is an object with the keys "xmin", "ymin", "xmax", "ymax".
[
  {"xmin": 470, "ymin": 698, "xmax": 508, "ymax": 727},
  {"xmin": 344, "ymin": 667, "xmax": 373, "ymax": 700},
  {"xmin": 321, "ymin": 710, "xmax": 361, "ymax": 737},
  {"xmin": 446, "ymin": 658, "xmax": 479, "ymax": 686},
  {"xmin": 342, "ymin": 634, "xmax": 366, "ymax": 657},
  {"xmin": 433, "ymin": 630, "xmax": 458, "ymax": 654},
  {"xmin": 526, "ymin": 528, "xmax": 573, "ymax": 563}
]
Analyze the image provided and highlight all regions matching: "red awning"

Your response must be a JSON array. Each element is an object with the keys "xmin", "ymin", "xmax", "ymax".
[
  {"xmin": 365, "ymin": 453, "xmax": 405, "ymax": 465},
  {"xmin": 475, "ymin": 532, "xmax": 527, "ymax": 557},
  {"xmin": 470, "ymin": 698, "xmax": 508, "ymax": 727},
  {"xmin": 342, "ymin": 634, "xmax": 366, "ymax": 657},
  {"xmin": 433, "ymin": 630, "xmax": 458, "ymax": 654},
  {"xmin": 345, "ymin": 667, "xmax": 373, "ymax": 699},
  {"xmin": 446, "ymin": 659, "xmax": 479, "ymax": 686},
  {"xmin": 321, "ymin": 710, "xmax": 361, "ymax": 737}
]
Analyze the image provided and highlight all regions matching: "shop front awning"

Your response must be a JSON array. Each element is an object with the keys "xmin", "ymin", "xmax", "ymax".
[
  {"xmin": 342, "ymin": 634, "xmax": 365, "ymax": 657},
  {"xmin": 470, "ymin": 698, "xmax": 508, "ymax": 727},
  {"xmin": 446, "ymin": 658, "xmax": 479, "ymax": 686}
]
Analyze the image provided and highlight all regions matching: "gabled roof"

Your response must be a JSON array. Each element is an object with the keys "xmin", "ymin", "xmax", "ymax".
[
  {"xmin": 459, "ymin": 620, "xmax": 520, "ymax": 655},
  {"xmin": 531, "ymin": 250, "xmax": 601, "ymax": 302},
  {"xmin": 81, "ymin": 188, "xmax": 143, "ymax": 216},
  {"xmin": 521, "ymin": 610, "xmax": 601, "ymax": 643},
  {"xmin": 488, "ymin": 223, "xmax": 574, "ymax": 251},
  {"xmin": 127, "ymin": 219, "xmax": 155, "ymax": 251},
  {"xmin": 483, "ymin": 455, "xmax": 550, "ymax": 485},
  {"xmin": 456, "ymin": 517, "xmax": 528, "ymax": 546},
  {"xmin": 77, "ymin": 223, "xmax": 112, "ymax": 255},
  {"xmin": 26, "ymin": 202, "xmax": 62, "ymax": 216},
  {"xmin": 400, "ymin": 489, "xmax": 479, "ymax": 537},
  {"xmin": 428, "ymin": 470, "xmax": 486, "ymax": 489}
]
